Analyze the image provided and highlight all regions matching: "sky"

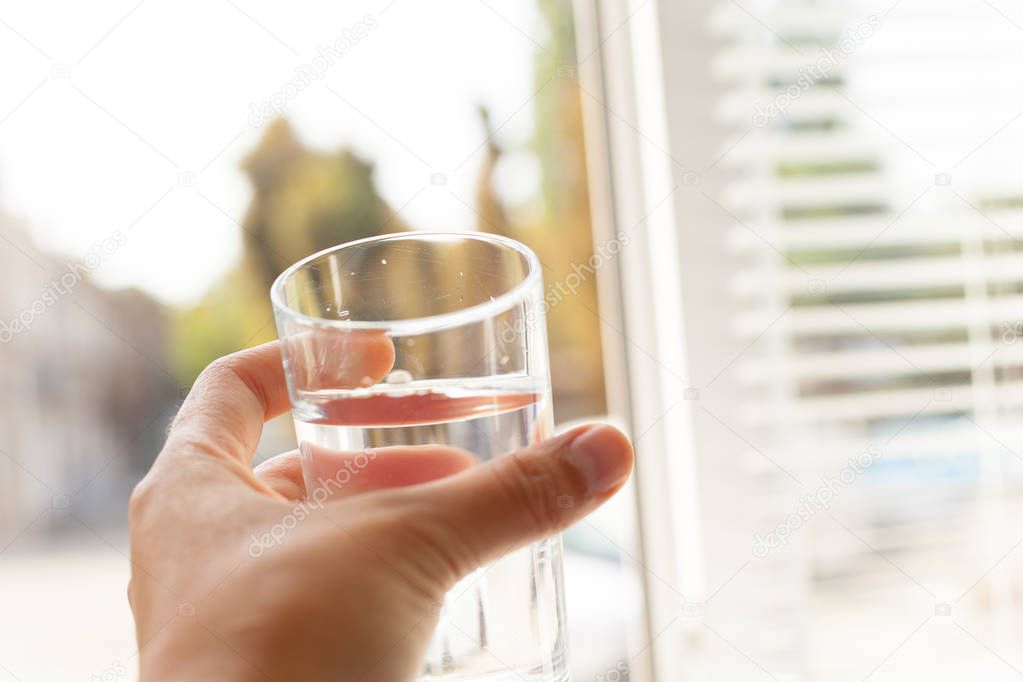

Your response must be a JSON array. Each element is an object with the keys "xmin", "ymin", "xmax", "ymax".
[{"xmin": 0, "ymin": 0, "xmax": 544, "ymax": 304}]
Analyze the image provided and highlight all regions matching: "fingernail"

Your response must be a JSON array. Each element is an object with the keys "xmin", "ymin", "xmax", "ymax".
[{"xmin": 563, "ymin": 425, "xmax": 633, "ymax": 494}]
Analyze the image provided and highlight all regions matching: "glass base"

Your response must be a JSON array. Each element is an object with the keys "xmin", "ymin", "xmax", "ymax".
[
  {"xmin": 420, "ymin": 643, "xmax": 570, "ymax": 682},
  {"xmin": 419, "ymin": 666, "xmax": 571, "ymax": 682}
]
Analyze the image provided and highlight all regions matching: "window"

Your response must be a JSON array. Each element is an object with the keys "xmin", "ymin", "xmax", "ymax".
[
  {"xmin": 581, "ymin": 0, "xmax": 1023, "ymax": 679},
  {"xmin": 0, "ymin": 1, "xmax": 638, "ymax": 679}
]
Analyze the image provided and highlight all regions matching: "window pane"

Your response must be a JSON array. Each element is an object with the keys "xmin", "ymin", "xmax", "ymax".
[
  {"xmin": 624, "ymin": 0, "xmax": 1023, "ymax": 679},
  {"xmin": 0, "ymin": 2, "xmax": 637, "ymax": 679}
]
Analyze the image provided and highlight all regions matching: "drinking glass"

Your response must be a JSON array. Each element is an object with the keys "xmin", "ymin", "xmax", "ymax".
[{"xmin": 270, "ymin": 231, "xmax": 568, "ymax": 681}]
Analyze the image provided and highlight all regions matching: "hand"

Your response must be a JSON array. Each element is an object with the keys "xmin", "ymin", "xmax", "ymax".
[{"xmin": 128, "ymin": 341, "xmax": 634, "ymax": 681}]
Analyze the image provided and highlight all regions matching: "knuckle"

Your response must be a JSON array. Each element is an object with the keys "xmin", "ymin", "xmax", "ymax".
[
  {"xmin": 198, "ymin": 355, "xmax": 242, "ymax": 390},
  {"xmin": 128, "ymin": 476, "xmax": 156, "ymax": 520},
  {"xmin": 404, "ymin": 510, "xmax": 478, "ymax": 588},
  {"xmin": 494, "ymin": 452, "xmax": 573, "ymax": 535},
  {"xmin": 199, "ymin": 353, "xmax": 268, "ymax": 417},
  {"xmin": 205, "ymin": 352, "xmax": 240, "ymax": 373},
  {"xmin": 199, "ymin": 354, "xmax": 233, "ymax": 380}
]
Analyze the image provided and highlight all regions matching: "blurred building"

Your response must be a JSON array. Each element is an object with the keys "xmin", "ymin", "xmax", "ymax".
[{"xmin": 0, "ymin": 217, "xmax": 176, "ymax": 542}]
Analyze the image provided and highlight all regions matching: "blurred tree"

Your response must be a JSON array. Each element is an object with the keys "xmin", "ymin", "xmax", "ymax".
[
  {"xmin": 473, "ymin": 105, "xmax": 512, "ymax": 235},
  {"xmin": 241, "ymin": 118, "xmax": 405, "ymax": 292},
  {"xmin": 176, "ymin": 2, "xmax": 607, "ymax": 421},
  {"xmin": 530, "ymin": 0, "xmax": 606, "ymax": 420},
  {"xmin": 172, "ymin": 119, "xmax": 404, "ymax": 380},
  {"xmin": 473, "ymin": 0, "xmax": 606, "ymax": 420}
]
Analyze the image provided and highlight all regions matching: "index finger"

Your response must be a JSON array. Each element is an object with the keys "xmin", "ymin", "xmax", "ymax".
[{"xmin": 167, "ymin": 332, "xmax": 395, "ymax": 467}]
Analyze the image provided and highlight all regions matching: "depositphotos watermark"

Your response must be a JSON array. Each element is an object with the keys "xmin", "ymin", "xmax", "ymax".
[
  {"xmin": 499, "ymin": 231, "xmax": 631, "ymax": 344},
  {"xmin": 248, "ymin": 449, "xmax": 377, "ymax": 557},
  {"xmin": 752, "ymin": 15, "xmax": 882, "ymax": 127},
  {"xmin": 89, "ymin": 660, "xmax": 126, "ymax": 682},
  {"xmin": 1001, "ymin": 319, "xmax": 1023, "ymax": 345},
  {"xmin": 752, "ymin": 445, "xmax": 882, "ymax": 558},
  {"xmin": 248, "ymin": 15, "xmax": 378, "ymax": 127},
  {"xmin": 595, "ymin": 661, "xmax": 629, "ymax": 682},
  {"xmin": 0, "ymin": 230, "xmax": 127, "ymax": 343}
]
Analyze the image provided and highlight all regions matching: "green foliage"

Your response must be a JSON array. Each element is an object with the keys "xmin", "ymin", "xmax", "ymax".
[
  {"xmin": 172, "ymin": 118, "xmax": 400, "ymax": 381},
  {"xmin": 241, "ymin": 119, "xmax": 400, "ymax": 292},
  {"xmin": 174, "ymin": 2, "xmax": 609, "ymax": 420}
]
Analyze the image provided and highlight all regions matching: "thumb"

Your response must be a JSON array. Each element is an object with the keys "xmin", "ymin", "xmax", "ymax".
[{"xmin": 399, "ymin": 424, "xmax": 633, "ymax": 576}]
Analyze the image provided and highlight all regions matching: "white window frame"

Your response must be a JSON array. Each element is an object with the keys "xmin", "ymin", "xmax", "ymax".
[{"xmin": 574, "ymin": 1, "xmax": 703, "ymax": 679}]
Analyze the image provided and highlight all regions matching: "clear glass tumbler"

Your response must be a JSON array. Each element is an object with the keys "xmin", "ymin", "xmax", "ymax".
[{"xmin": 270, "ymin": 231, "xmax": 568, "ymax": 681}]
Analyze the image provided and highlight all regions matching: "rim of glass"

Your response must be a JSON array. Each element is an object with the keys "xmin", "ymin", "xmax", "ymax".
[{"xmin": 270, "ymin": 231, "xmax": 543, "ymax": 334}]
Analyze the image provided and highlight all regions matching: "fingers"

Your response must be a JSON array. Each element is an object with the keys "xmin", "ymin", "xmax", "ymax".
[
  {"xmin": 304, "ymin": 444, "xmax": 477, "ymax": 498},
  {"xmin": 254, "ymin": 450, "xmax": 306, "ymax": 500},
  {"xmin": 255, "ymin": 444, "xmax": 478, "ymax": 501},
  {"xmin": 283, "ymin": 327, "xmax": 396, "ymax": 392},
  {"xmin": 167, "ymin": 341, "xmax": 292, "ymax": 464},
  {"xmin": 166, "ymin": 333, "xmax": 394, "ymax": 467},
  {"xmin": 397, "ymin": 424, "xmax": 633, "ymax": 573}
]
